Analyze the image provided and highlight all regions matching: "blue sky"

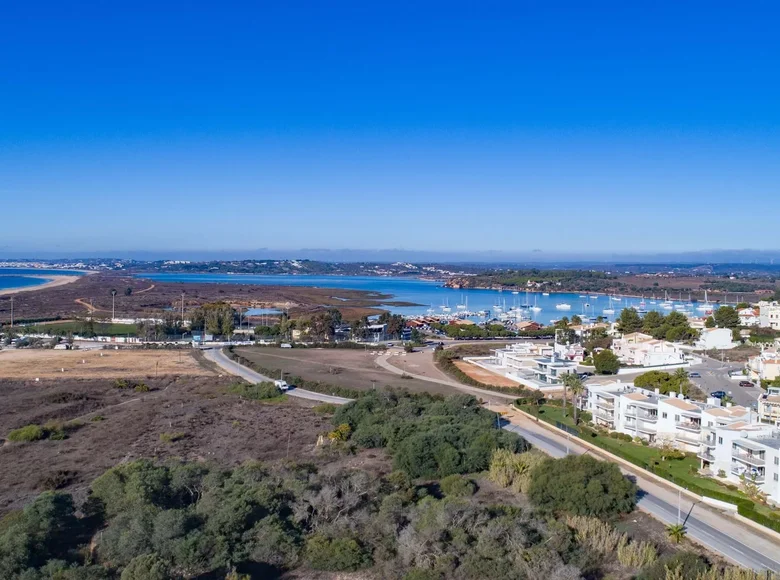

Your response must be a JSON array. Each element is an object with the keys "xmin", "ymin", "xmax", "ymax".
[{"xmin": 1, "ymin": 1, "xmax": 779, "ymax": 257}]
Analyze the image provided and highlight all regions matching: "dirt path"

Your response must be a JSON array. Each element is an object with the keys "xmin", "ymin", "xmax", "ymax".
[
  {"xmin": 134, "ymin": 284, "xmax": 155, "ymax": 294},
  {"xmin": 74, "ymin": 298, "xmax": 104, "ymax": 313}
]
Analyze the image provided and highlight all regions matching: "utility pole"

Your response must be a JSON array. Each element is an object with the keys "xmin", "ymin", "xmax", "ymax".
[
  {"xmin": 10, "ymin": 296, "xmax": 14, "ymax": 327},
  {"xmin": 111, "ymin": 289, "xmax": 117, "ymax": 322},
  {"xmin": 677, "ymin": 489, "xmax": 681, "ymax": 524},
  {"xmin": 181, "ymin": 292, "xmax": 185, "ymax": 328}
]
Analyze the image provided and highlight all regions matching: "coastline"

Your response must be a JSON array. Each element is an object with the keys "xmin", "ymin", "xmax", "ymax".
[{"xmin": 0, "ymin": 275, "xmax": 82, "ymax": 297}]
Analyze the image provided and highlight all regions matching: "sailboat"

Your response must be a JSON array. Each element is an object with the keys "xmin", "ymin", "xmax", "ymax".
[
  {"xmin": 521, "ymin": 290, "xmax": 532, "ymax": 309},
  {"xmin": 637, "ymin": 295, "xmax": 647, "ymax": 314},
  {"xmin": 602, "ymin": 296, "xmax": 615, "ymax": 315},
  {"xmin": 697, "ymin": 290, "xmax": 712, "ymax": 312},
  {"xmin": 441, "ymin": 298, "xmax": 451, "ymax": 313},
  {"xmin": 530, "ymin": 294, "xmax": 542, "ymax": 313},
  {"xmin": 661, "ymin": 291, "xmax": 673, "ymax": 310},
  {"xmin": 456, "ymin": 294, "xmax": 467, "ymax": 310}
]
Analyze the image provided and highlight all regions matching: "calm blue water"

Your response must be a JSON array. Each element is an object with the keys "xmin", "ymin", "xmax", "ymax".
[
  {"xmin": 139, "ymin": 273, "xmax": 719, "ymax": 325},
  {"xmin": 0, "ymin": 269, "xmax": 84, "ymax": 291}
]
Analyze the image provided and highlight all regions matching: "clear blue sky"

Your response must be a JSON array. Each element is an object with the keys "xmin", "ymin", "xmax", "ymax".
[{"xmin": 2, "ymin": 1, "xmax": 779, "ymax": 257}]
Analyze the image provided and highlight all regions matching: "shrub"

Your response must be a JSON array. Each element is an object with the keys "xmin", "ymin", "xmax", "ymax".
[
  {"xmin": 159, "ymin": 432, "xmax": 186, "ymax": 443},
  {"xmin": 113, "ymin": 379, "xmax": 130, "ymax": 389},
  {"xmin": 528, "ymin": 455, "xmax": 637, "ymax": 518},
  {"xmin": 565, "ymin": 514, "xmax": 624, "ymax": 553},
  {"xmin": 439, "ymin": 474, "xmax": 476, "ymax": 497},
  {"xmin": 593, "ymin": 350, "xmax": 620, "ymax": 375},
  {"xmin": 313, "ymin": 403, "xmax": 337, "ymax": 415},
  {"xmin": 616, "ymin": 538, "xmax": 658, "ymax": 568},
  {"xmin": 637, "ymin": 551, "xmax": 707, "ymax": 580},
  {"xmin": 7, "ymin": 424, "xmax": 46, "ymax": 442},
  {"xmin": 488, "ymin": 448, "xmax": 546, "ymax": 493},
  {"xmin": 229, "ymin": 381, "xmax": 282, "ymax": 400},
  {"xmin": 133, "ymin": 383, "xmax": 150, "ymax": 393},
  {"xmin": 304, "ymin": 533, "xmax": 372, "ymax": 571},
  {"xmin": 120, "ymin": 553, "xmax": 171, "ymax": 580}
]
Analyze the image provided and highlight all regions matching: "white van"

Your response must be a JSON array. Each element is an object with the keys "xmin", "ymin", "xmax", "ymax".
[{"xmin": 274, "ymin": 380, "xmax": 290, "ymax": 391}]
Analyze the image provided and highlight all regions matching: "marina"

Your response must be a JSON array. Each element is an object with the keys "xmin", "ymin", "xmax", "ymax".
[{"xmin": 139, "ymin": 273, "xmax": 724, "ymax": 326}]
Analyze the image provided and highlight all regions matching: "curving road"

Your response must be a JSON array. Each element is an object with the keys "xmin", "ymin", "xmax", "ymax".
[
  {"xmin": 207, "ymin": 346, "xmax": 780, "ymax": 570},
  {"xmin": 203, "ymin": 347, "xmax": 353, "ymax": 405}
]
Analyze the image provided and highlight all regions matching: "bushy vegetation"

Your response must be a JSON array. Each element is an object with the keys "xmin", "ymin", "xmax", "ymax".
[
  {"xmin": 334, "ymin": 391, "xmax": 529, "ymax": 478},
  {"xmin": 228, "ymin": 381, "xmax": 283, "ymax": 400},
  {"xmin": 634, "ymin": 369, "xmax": 692, "ymax": 396},
  {"xmin": 593, "ymin": 349, "xmax": 620, "ymax": 375},
  {"xmin": 527, "ymin": 455, "xmax": 637, "ymax": 518},
  {"xmin": 6, "ymin": 420, "xmax": 81, "ymax": 443},
  {"xmin": 618, "ymin": 308, "xmax": 699, "ymax": 342}
]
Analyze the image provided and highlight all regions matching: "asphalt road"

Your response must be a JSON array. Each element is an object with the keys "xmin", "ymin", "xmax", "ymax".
[
  {"xmin": 203, "ymin": 347, "xmax": 353, "ymax": 405},
  {"xmin": 209, "ymin": 345, "xmax": 780, "ymax": 571},
  {"xmin": 503, "ymin": 419, "xmax": 780, "ymax": 572}
]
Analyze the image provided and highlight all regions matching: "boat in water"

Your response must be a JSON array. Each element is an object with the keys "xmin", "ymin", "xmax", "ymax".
[
  {"xmin": 530, "ymin": 294, "xmax": 542, "ymax": 313},
  {"xmin": 696, "ymin": 290, "xmax": 713, "ymax": 312},
  {"xmin": 555, "ymin": 303, "xmax": 572, "ymax": 310},
  {"xmin": 542, "ymin": 292, "xmax": 550, "ymax": 296},
  {"xmin": 602, "ymin": 296, "xmax": 615, "ymax": 315}
]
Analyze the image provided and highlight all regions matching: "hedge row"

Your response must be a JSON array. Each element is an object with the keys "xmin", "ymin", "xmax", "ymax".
[
  {"xmin": 517, "ymin": 403, "xmax": 780, "ymax": 534},
  {"xmin": 433, "ymin": 349, "xmax": 535, "ymax": 396}
]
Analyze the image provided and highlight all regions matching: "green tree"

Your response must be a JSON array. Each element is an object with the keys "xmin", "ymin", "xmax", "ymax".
[
  {"xmin": 527, "ymin": 455, "xmax": 637, "ymax": 518},
  {"xmin": 304, "ymin": 534, "xmax": 372, "ymax": 571},
  {"xmin": 642, "ymin": 310, "xmax": 664, "ymax": 334},
  {"xmin": 736, "ymin": 302, "xmax": 750, "ymax": 310},
  {"xmin": 617, "ymin": 308, "xmax": 643, "ymax": 334},
  {"xmin": 120, "ymin": 553, "xmax": 170, "ymax": 580},
  {"xmin": 570, "ymin": 315, "xmax": 582, "ymax": 326},
  {"xmin": 704, "ymin": 316, "xmax": 716, "ymax": 328},
  {"xmin": 562, "ymin": 373, "xmax": 585, "ymax": 424},
  {"xmin": 713, "ymin": 305, "xmax": 740, "ymax": 329},
  {"xmin": 593, "ymin": 349, "xmax": 620, "ymax": 374}
]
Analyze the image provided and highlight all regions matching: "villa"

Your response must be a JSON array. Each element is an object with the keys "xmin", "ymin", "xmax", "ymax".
[
  {"xmin": 611, "ymin": 332, "xmax": 686, "ymax": 368},
  {"xmin": 758, "ymin": 387, "xmax": 780, "ymax": 424}
]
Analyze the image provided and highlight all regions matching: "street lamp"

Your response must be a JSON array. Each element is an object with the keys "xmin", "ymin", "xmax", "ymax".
[{"xmin": 111, "ymin": 289, "xmax": 117, "ymax": 322}]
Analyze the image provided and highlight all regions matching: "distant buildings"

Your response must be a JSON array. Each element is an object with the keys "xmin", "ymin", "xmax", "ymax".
[
  {"xmin": 695, "ymin": 327, "xmax": 737, "ymax": 351},
  {"xmin": 739, "ymin": 307, "xmax": 761, "ymax": 327},
  {"xmin": 759, "ymin": 301, "xmax": 780, "ymax": 330},
  {"xmin": 463, "ymin": 342, "xmax": 576, "ymax": 390},
  {"xmin": 611, "ymin": 332, "xmax": 687, "ymax": 368},
  {"xmin": 758, "ymin": 386, "xmax": 780, "ymax": 424},
  {"xmin": 746, "ymin": 349, "xmax": 780, "ymax": 383}
]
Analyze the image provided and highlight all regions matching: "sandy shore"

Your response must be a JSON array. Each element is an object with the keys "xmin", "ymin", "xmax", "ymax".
[{"xmin": 0, "ymin": 275, "xmax": 82, "ymax": 297}]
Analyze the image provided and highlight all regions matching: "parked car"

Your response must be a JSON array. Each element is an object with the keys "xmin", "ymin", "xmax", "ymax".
[
  {"xmin": 711, "ymin": 391, "xmax": 727, "ymax": 399},
  {"xmin": 688, "ymin": 372, "xmax": 701, "ymax": 378},
  {"xmin": 739, "ymin": 381, "xmax": 755, "ymax": 388}
]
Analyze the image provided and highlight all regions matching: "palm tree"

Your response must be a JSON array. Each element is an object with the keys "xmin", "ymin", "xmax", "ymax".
[
  {"xmin": 666, "ymin": 523, "xmax": 687, "ymax": 544},
  {"xmin": 570, "ymin": 376, "xmax": 585, "ymax": 424},
  {"xmin": 561, "ymin": 373, "xmax": 583, "ymax": 420}
]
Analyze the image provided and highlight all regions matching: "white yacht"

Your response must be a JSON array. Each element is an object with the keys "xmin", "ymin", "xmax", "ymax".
[
  {"xmin": 530, "ymin": 295, "xmax": 542, "ymax": 313},
  {"xmin": 555, "ymin": 303, "xmax": 572, "ymax": 310}
]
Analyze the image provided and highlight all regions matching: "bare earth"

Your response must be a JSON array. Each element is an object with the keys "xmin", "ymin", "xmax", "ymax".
[
  {"xmin": 234, "ymin": 346, "xmax": 459, "ymax": 396},
  {"xmin": 0, "ymin": 374, "xmax": 342, "ymax": 515},
  {"xmin": 0, "ymin": 349, "xmax": 213, "ymax": 379},
  {"xmin": 0, "ymin": 275, "xmax": 82, "ymax": 297},
  {"xmin": 453, "ymin": 360, "xmax": 521, "ymax": 387}
]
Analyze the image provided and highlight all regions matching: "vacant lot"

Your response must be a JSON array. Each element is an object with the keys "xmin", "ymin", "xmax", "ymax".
[
  {"xmin": 0, "ymin": 374, "xmax": 341, "ymax": 514},
  {"xmin": 0, "ymin": 348, "xmax": 212, "ymax": 379},
  {"xmin": 234, "ymin": 346, "xmax": 458, "ymax": 395},
  {"xmin": 454, "ymin": 360, "xmax": 520, "ymax": 387}
]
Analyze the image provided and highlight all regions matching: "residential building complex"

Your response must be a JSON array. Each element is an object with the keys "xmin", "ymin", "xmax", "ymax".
[
  {"xmin": 611, "ymin": 332, "xmax": 687, "ymax": 368},
  {"xmin": 746, "ymin": 348, "xmax": 780, "ymax": 383},
  {"xmin": 758, "ymin": 387, "xmax": 780, "ymax": 425},
  {"xmin": 759, "ymin": 301, "xmax": 780, "ymax": 330},
  {"xmin": 695, "ymin": 327, "xmax": 737, "ymax": 350}
]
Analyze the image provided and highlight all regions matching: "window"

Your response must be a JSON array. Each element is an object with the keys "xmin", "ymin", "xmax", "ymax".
[
  {"xmin": 775, "ymin": 474, "xmax": 779, "ymax": 482},
  {"xmin": 775, "ymin": 457, "xmax": 779, "ymax": 466},
  {"xmin": 675, "ymin": 414, "xmax": 680, "ymax": 422},
  {"xmin": 718, "ymin": 437, "xmax": 723, "ymax": 445},
  {"xmin": 662, "ymin": 412, "xmax": 667, "ymax": 419}
]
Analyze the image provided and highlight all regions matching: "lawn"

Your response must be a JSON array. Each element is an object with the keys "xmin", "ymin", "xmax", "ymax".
[{"xmin": 517, "ymin": 403, "xmax": 780, "ymax": 518}]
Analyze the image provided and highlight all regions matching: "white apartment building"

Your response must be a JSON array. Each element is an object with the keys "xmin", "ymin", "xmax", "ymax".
[
  {"xmin": 492, "ymin": 342, "xmax": 554, "ymax": 372},
  {"xmin": 759, "ymin": 301, "xmax": 780, "ymax": 330},
  {"xmin": 699, "ymin": 422, "xmax": 780, "ymax": 505},
  {"xmin": 758, "ymin": 387, "xmax": 780, "ymax": 424},
  {"xmin": 739, "ymin": 307, "xmax": 761, "ymax": 327},
  {"xmin": 746, "ymin": 349, "xmax": 780, "ymax": 383},
  {"xmin": 696, "ymin": 327, "xmax": 737, "ymax": 350},
  {"xmin": 612, "ymin": 332, "xmax": 686, "ymax": 368},
  {"xmin": 584, "ymin": 382, "xmax": 746, "ymax": 452}
]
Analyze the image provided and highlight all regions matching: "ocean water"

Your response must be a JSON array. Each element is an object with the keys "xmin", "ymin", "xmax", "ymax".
[
  {"xmin": 0, "ymin": 268, "xmax": 85, "ymax": 292},
  {"xmin": 139, "ymin": 273, "xmax": 719, "ymax": 325}
]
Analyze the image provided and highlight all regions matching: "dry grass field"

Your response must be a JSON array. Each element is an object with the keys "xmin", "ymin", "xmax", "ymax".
[
  {"xmin": 453, "ymin": 360, "xmax": 521, "ymax": 387},
  {"xmin": 0, "ymin": 348, "xmax": 213, "ymax": 379}
]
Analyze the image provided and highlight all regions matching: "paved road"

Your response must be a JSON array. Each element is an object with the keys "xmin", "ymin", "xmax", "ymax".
[
  {"xmin": 210, "ymin": 346, "xmax": 780, "ymax": 570},
  {"xmin": 203, "ymin": 347, "xmax": 353, "ymax": 405},
  {"xmin": 502, "ymin": 414, "xmax": 780, "ymax": 572}
]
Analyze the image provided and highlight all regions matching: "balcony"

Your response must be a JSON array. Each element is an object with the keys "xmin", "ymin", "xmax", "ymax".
[
  {"xmin": 595, "ymin": 398, "xmax": 615, "ymax": 410},
  {"xmin": 697, "ymin": 449, "xmax": 715, "ymax": 462},
  {"xmin": 675, "ymin": 421, "xmax": 701, "ymax": 433},
  {"xmin": 731, "ymin": 467, "xmax": 765, "ymax": 483},
  {"xmin": 732, "ymin": 452, "xmax": 765, "ymax": 467},
  {"xmin": 702, "ymin": 438, "xmax": 716, "ymax": 448},
  {"xmin": 592, "ymin": 409, "xmax": 614, "ymax": 421},
  {"xmin": 675, "ymin": 431, "xmax": 702, "ymax": 445}
]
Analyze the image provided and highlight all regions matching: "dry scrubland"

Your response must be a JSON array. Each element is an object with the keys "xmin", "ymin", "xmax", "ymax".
[
  {"xmin": 0, "ymin": 348, "xmax": 211, "ymax": 379},
  {"xmin": 0, "ymin": 349, "xmax": 346, "ymax": 514}
]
